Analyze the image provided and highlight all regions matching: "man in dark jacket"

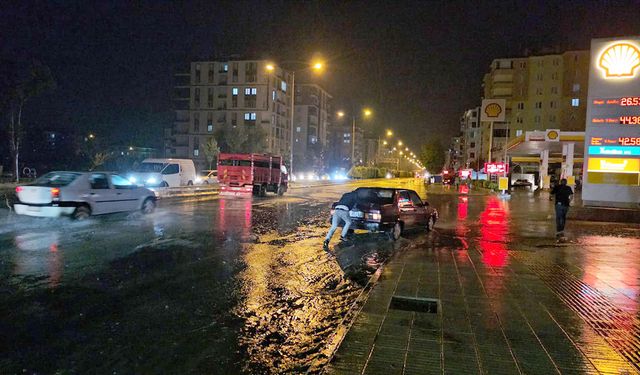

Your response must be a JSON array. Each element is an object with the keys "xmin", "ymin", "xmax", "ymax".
[
  {"xmin": 550, "ymin": 178, "xmax": 573, "ymax": 240},
  {"xmin": 324, "ymin": 191, "xmax": 357, "ymax": 249}
]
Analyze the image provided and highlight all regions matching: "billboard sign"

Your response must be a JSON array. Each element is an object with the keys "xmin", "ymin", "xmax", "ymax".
[
  {"xmin": 484, "ymin": 162, "xmax": 508, "ymax": 174},
  {"xmin": 583, "ymin": 36, "xmax": 640, "ymax": 208}
]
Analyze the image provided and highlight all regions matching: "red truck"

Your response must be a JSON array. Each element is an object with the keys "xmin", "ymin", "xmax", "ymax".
[{"xmin": 217, "ymin": 153, "xmax": 288, "ymax": 196}]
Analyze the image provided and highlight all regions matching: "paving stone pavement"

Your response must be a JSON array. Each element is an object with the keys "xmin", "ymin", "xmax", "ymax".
[{"xmin": 325, "ymin": 194, "xmax": 640, "ymax": 375}]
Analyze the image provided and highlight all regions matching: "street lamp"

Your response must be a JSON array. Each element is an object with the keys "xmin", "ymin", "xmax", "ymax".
[
  {"xmin": 386, "ymin": 130, "xmax": 393, "ymax": 137},
  {"xmin": 265, "ymin": 60, "xmax": 324, "ymax": 175}
]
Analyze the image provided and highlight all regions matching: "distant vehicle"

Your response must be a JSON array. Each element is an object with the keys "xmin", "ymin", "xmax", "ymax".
[
  {"xmin": 217, "ymin": 153, "xmax": 288, "ymax": 196},
  {"xmin": 512, "ymin": 179, "xmax": 532, "ymax": 188},
  {"xmin": 196, "ymin": 170, "xmax": 217, "ymax": 184},
  {"xmin": 330, "ymin": 187, "xmax": 438, "ymax": 241},
  {"xmin": 442, "ymin": 170, "xmax": 454, "ymax": 185},
  {"xmin": 14, "ymin": 171, "xmax": 156, "ymax": 220},
  {"xmin": 127, "ymin": 158, "xmax": 196, "ymax": 187}
]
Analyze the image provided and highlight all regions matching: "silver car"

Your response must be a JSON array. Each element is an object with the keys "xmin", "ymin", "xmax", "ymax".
[{"xmin": 14, "ymin": 171, "xmax": 157, "ymax": 220}]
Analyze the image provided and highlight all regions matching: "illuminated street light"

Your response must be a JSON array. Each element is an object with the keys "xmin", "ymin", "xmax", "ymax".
[
  {"xmin": 313, "ymin": 61, "xmax": 324, "ymax": 71},
  {"xmin": 383, "ymin": 140, "xmax": 388, "ymax": 145},
  {"xmin": 337, "ymin": 111, "xmax": 345, "ymax": 118},
  {"xmin": 405, "ymin": 147, "xmax": 409, "ymax": 151},
  {"xmin": 398, "ymin": 140, "xmax": 403, "ymax": 146},
  {"xmin": 266, "ymin": 64, "xmax": 275, "ymax": 71},
  {"xmin": 88, "ymin": 133, "xmax": 95, "ymax": 139},
  {"xmin": 363, "ymin": 108, "xmax": 372, "ymax": 117},
  {"xmin": 386, "ymin": 130, "xmax": 393, "ymax": 137}
]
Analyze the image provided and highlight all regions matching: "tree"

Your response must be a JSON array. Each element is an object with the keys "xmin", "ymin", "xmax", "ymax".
[
  {"xmin": 226, "ymin": 126, "xmax": 248, "ymax": 153},
  {"xmin": 89, "ymin": 152, "xmax": 109, "ymax": 171},
  {"xmin": 202, "ymin": 137, "xmax": 220, "ymax": 169},
  {"xmin": 419, "ymin": 139, "xmax": 446, "ymax": 173},
  {"xmin": 1, "ymin": 61, "xmax": 56, "ymax": 182}
]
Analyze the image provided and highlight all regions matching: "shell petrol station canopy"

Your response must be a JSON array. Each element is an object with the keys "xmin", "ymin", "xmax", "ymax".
[{"xmin": 507, "ymin": 130, "xmax": 585, "ymax": 163}]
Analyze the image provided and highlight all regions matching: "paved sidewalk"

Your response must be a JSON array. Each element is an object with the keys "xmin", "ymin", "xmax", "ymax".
[{"xmin": 325, "ymin": 194, "xmax": 640, "ymax": 375}]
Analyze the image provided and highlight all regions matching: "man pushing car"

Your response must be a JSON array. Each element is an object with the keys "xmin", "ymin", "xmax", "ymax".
[{"xmin": 323, "ymin": 190, "xmax": 357, "ymax": 249}]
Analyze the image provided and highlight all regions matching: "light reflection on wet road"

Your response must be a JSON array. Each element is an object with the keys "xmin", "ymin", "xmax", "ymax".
[{"xmin": 1, "ymin": 180, "xmax": 639, "ymax": 374}]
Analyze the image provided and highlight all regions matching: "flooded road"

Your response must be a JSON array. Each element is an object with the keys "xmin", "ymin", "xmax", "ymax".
[
  {"xmin": 1, "ymin": 180, "xmax": 639, "ymax": 374},
  {"xmin": 0, "ymin": 179, "xmax": 428, "ymax": 374}
]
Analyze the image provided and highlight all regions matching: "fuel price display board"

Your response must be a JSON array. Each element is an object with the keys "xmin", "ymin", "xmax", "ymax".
[{"xmin": 583, "ymin": 37, "xmax": 640, "ymax": 208}]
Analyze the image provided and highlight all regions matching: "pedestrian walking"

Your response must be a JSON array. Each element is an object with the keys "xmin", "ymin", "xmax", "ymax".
[
  {"xmin": 324, "ymin": 191, "xmax": 357, "ymax": 249},
  {"xmin": 550, "ymin": 178, "xmax": 573, "ymax": 241}
]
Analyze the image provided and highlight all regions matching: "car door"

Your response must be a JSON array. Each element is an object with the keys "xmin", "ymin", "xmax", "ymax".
[
  {"xmin": 408, "ymin": 191, "xmax": 428, "ymax": 226},
  {"xmin": 161, "ymin": 163, "xmax": 180, "ymax": 186},
  {"xmin": 397, "ymin": 190, "xmax": 417, "ymax": 227},
  {"xmin": 110, "ymin": 174, "xmax": 140, "ymax": 212},
  {"xmin": 88, "ymin": 173, "xmax": 117, "ymax": 214}
]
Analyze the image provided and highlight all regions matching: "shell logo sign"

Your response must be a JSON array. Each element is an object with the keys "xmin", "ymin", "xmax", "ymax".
[
  {"xmin": 545, "ymin": 129, "xmax": 560, "ymax": 142},
  {"xmin": 481, "ymin": 99, "xmax": 506, "ymax": 122},
  {"xmin": 598, "ymin": 42, "xmax": 640, "ymax": 78}
]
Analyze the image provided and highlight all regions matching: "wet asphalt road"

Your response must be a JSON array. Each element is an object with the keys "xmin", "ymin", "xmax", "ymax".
[
  {"xmin": 1, "ymin": 179, "xmax": 638, "ymax": 374},
  {"xmin": 0, "ymin": 178, "xmax": 430, "ymax": 374}
]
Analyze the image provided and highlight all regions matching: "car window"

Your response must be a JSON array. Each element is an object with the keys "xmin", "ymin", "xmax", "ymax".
[
  {"xmin": 398, "ymin": 191, "xmax": 412, "ymax": 207},
  {"xmin": 409, "ymin": 191, "xmax": 423, "ymax": 206},
  {"xmin": 111, "ymin": 174, "xmax": 134, "ymax": 189},
  {"xmin": 90, "ymin": 173, "xmax": 110, "ymax": 189},
  {"xmin": 355, "ymin": 188, "xmax": 394, "ymax": 205},
  {"xmin": 34, "ymin": 172, "xmax": 79, "ymax": 187},
  {"xmin": 162, "ymin": 164, "xmax": 179, "ymax": 174},
  {"xmin": 136, "ymin": 162, "xmax": 164, "ymax": 173}
]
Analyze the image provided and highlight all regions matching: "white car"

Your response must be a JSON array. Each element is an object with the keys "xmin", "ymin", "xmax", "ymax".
[{"xmin": 14, "ymin": 171, "xmax": 157, "ymax": 220}]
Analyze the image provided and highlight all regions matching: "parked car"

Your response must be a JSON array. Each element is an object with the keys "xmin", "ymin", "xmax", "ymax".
[
  {"xmin": 330, "ymin": 187, "xmax": 438, "ymax": 241},
  {"xmin": 512, "ymin": 179, "xmax": 532, "ymax": 188},
  {"xmin": 127, "ymin": 158, "xmax": 196, "ymax": 187},
  {"xmin": 14, "ymin": 171, "xmax": 157, "ymax": 220},
  {"xmin": 196, "ymin": 170, "xmax": 217, "ymax": 184}
]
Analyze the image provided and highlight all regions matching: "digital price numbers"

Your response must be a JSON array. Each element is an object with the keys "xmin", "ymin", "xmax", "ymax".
[
  {"xmin": 619, "ymin": 137, "xmax": 640, "ymax": 146},
  {"xmin": 620, "ymin": 116, "xmax": 640, "ymax": 125},
  {"xmin": 620, "ymin": 97, "xmax": 640, "ymax": 106}
]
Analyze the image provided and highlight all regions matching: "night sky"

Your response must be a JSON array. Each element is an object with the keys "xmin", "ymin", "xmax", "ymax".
[{"xmin": 2, "ymin": 0, "xmax": 640, "ymax": 152}]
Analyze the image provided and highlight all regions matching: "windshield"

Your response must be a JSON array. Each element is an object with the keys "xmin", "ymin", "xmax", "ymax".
[
  {"xmin": 355, "ymin": 188, "xmax": 395, "ymax": 205},
  {"xmin": 33, "ymin": 172, "xmax": 80, "ymax": 187},
  {"xmin": 135, "ymin": 162, "xmax": 165, "ymax": 173}
]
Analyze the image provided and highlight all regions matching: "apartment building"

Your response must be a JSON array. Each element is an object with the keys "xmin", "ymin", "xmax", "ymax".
[
  {"xmin": 293, "ymin": 84, "xmax": 333, "ymax": 171},
  {"xmin": 481, "ymin": 50, "xmax": 589, "ymax": 163},
  {"xmin": 165, "ymin": 60, "xmax": 292, "ymax": 170},
  {"xmin": 459, "ymin": 107, "xmax": 482, "ymax": 168}
]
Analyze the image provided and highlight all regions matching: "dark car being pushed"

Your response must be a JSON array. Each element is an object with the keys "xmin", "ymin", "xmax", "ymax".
[{"xmin": 330, "ymin": 187, "xmax": 438, "ymax": 241}]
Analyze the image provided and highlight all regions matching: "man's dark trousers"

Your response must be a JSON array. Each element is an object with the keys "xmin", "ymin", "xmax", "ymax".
[{"xmin": 555, "ymin": 203, "xmax": 569, "ymax": 233}]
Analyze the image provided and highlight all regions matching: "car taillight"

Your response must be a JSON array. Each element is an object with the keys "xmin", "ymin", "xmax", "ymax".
[
  {"xmin": 366, "ymin": 211, "xmax": 382, "ymax": 222},
  {"xmin": 51, "ymin": 188, "xmax": 60, "ymax": 199},
  {"xmin": 15, "ymin": 186, "xmax": 23, "ymax": 193}
]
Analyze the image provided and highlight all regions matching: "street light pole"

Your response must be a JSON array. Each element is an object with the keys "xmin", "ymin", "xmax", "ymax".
[
  {"xmin": 289, "ymin": 71, "xmax": 295, "ymax": 175},
  {"xmin": 351, "ymin": 115, "xmax": 356, "ymax": 165}
]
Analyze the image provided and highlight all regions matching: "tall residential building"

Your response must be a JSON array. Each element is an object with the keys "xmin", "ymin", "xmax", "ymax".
[
  {"xmin": 293, "ymin": 84, "xmax": 333, "ymax": 171},
  {"xmin": 165, "ymin": 60, "xmax": 292, "ymax": 171},
  {"xmin": 481, "ymin": 50, "xmax": 589, "ymax": 163},
  {"xmin": 459, "ymin": 107, "xmax": 482, "ymax": 169}
]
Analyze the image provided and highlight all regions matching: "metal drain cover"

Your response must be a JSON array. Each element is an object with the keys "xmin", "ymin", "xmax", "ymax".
[{"xmin": 390, "ymin": 296, "xmax": 439, "ymax": 313}]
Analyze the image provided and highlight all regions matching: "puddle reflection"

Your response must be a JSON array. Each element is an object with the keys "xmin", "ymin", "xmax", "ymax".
[
  {"xmin": 479, "ymin": 196, "xmax": 510, "ymax": 268},
  {"xmin": 13, "ymin": 231, "xmax": 63, "ymax": 287}
]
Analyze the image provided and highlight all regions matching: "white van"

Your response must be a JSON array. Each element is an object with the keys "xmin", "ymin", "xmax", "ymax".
[{"xmin": 127, "ymin": 158, "xmax": 196, "ymax": 187}]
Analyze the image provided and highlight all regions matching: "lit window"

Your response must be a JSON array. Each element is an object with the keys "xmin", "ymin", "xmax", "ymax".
[
  {"xmin": 244, "ymin": 113, "xmax": 251, "ymax": 120},
  {"xmin": 272, "ymin": 91, "xmax": 276, "ymax": 101},
  {"xmin": 232, "ymin": 87, "xmax": 238, "ymax": 96},
  {"xmin": 296, "ymin": 127, "xmax": 301, "ymax": 132},
  {"xmin": 251, "ymin": 88, "xmax": 257, "ymax": 95},
  {"xmin": 571, "ymin": 98, "xmax": 580, "ymax": 107},
  {"xmin": 193, "ymin": 149, "xmax": 199, "ymax": 156},
  {"xmin": 250, "ymin": 113, "xmax": 256, "ymax": 120},
  {"xmin": 207, "ymin": 124, "xmax": 213, "ymax": 132},
  {"xmin": 516, "ymin": 129, "xmax": 523, "ymax": 136},
  {"xmin": 245, "ymin": 88, "xmax": 251, "ymax": 95},
  {"xmin": 223, "ymin": 64, "xmax": 228, "ymax": 72},
  {"xmin": 281, "ymin": 81, "xmax": 287, "ymax": 92}
]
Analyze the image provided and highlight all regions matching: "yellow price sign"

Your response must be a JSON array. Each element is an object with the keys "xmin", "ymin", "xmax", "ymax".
[
  {"xmin": 566, "ymin": 176, "xmax": 576, "ymax": 186},
  {"xmin": 499, "ymin": 177, "xmax": 509, "ymax": 190}
]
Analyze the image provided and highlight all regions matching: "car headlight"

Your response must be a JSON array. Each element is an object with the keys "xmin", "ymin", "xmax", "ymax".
[
  {"xmin": 128, "ymin": 176, "xmax": 137, "ymax": 183},
  {"xmin": 146, "ymin": 177, "xmax": 157, "ymax": 185},
  {"xmin": 195, "ymin": 177, "xmax": 202, "ymax": 183},
  {"xmin": 366, "ymin": 211, "xmax": 382, "ymax": 221}
]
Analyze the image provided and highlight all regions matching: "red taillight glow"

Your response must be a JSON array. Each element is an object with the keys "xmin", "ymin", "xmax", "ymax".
[
  {"xmin": 15, "ymin": 186, "xmax": 23, "ymax": 193},
  {"xmin": 51, "ymin": 188, "xmax": 60, "ymax": 199}
]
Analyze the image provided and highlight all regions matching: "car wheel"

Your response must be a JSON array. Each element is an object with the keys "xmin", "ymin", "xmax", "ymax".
[
  {"xmin": 187, "ymin": 180, "xmax": 193, "ymax": 186},
  {"xmin": 160, "ymin": 181, "xmax": 169, "ymax": 188},
  {"xmin": 259, "ymin": 184, "xmax": 267, "ymax": 197},
  {"xmin": 141, "ymin": 198, "xmax": 156, "ymax": 214},
  {"xmin": 73, "ymin": 205, "xmax": 91, "ymax": 220},
  {"xmin": 426, "ymin": 216, "xmax": 435, "ymax": 232},
  {"xmin": 204, "ymin": 180, "xmax": 209, "ymax": 185},
  {"xmin": 387, "ymin": 222, "xmax": 402, "ymax": 241},
  {"xmin": 277, "ymin": 184, "xmax": 285, "ymax": 196}
]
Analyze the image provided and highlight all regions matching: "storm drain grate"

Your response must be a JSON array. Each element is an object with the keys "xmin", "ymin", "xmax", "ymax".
[
  {"xmin": 513, "ymin": 252, "xmax": 640, "ymax": 371},
  {"xmin": 390, "ymin": 296, "xmax": 439, "ymax": 313}
]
